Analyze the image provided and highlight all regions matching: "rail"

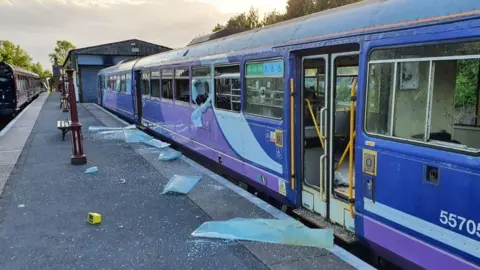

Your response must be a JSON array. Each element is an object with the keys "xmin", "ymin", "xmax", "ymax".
[{"xmin": 348, "ymin": 78, "xmax": 358, "ymax": 218}]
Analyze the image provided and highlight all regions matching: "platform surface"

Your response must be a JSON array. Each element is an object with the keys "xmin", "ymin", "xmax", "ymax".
[{"xmin": 0, "ymin": 92, "xmax": 372, "ymax": 270}]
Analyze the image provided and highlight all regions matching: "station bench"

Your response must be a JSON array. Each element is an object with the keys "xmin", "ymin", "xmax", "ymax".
[{"xmin": 57, "ymin": 120, "xmax": 72, "ymax": 141}]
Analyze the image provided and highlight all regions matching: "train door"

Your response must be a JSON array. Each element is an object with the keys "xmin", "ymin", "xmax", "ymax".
[
  {"xmin": 328, "ymin": 52, "xmax": 359, "ymax": 232},
  {"xmin": 97, "ymin": 75, "xmax": 103, "ymax": 106},
  {"xmin": 298, "ymin": 49, "xmax": 359, "ymax": 233},
  {"xmin": 0, "ymin": 65, "xmax": 14, "ymax": 110},
  {"xmin": 301, "ymin": 54, "xmax": 329, "ymax": 217},
  {"xmin": 133, "ymin": 70, "xmax": 143, "ymax": 124}
]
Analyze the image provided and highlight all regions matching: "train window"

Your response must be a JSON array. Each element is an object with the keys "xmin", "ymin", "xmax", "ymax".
[
  {"xmin": 174, "ymin": 68, "xmax": 190, "ymax": 103},
  {"xmin": 245, "ymin": 60, "xmax": 284, "ymax": 119},
  {"xmin": 192, "ymin": 66, "xmax": 211, "ymax": 106},
  {"xmin": 110, "ymin": 76, "xmax": 116, "ymax": 91},
  {"xmin": 214, "ymin": 65, "xmax": 241, "ymax": 112},
  {"xmin": 120, "ymin": 74, "xmax": 126, "ymax": 93},
  {"xmin": 117, "ymin": 75, "xmax": 121, "ymax": 92},
  {"xmin": 141, "ymin": 71, "xmax": 150, "ymax": 96},
  {"xmin": 366, "ymin": 40, "xmax": 480, "ymax": 152},
  {"xmin": 116, "ymin": 75, "xmax": 122, "ymax": 92},
  {"xmin": 126, "ymin": 73, "xmax": 132, "ymax": 94},
  {"xmin": 151, "ymin": 70, "xmax": 160, "ymax": 98},
  {"xmin": 161, "ymin": 69, "xmax": 173, "ymax": 99},
  {"xmin": 102, "ymin": 76, "xmax": 107, "ymax": 89},
  {"xmin": 108, "ymin": 75, "xmax": 114, "ymax": 91}
]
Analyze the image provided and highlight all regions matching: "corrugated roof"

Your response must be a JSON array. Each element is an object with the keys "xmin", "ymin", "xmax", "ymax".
[{"xmin": 63, "ymin": 39, "xmax": 172, "ymax": 67}]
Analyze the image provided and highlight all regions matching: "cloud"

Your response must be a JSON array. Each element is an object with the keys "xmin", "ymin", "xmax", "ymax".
[{"xmin": 0, "ymin": 0, "xmax": 236, "ymax": 69}]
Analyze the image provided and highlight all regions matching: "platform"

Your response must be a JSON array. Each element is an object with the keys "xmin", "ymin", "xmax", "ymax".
[{"xmin": 0, "ymin": 92, "xmax": 373, "ymax": 270}]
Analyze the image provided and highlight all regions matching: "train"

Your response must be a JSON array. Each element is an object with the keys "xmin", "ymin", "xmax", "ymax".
[
  {"xmin": 0, "ymin": 61, "xmax": 45, "ymax": 117},
  {"xmin": 97, "ymin": 0, "xmax": 480, "ymax": 269}
]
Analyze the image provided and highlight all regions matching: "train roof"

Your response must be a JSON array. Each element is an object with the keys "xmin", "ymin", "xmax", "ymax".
[
  {"xmin": 97, "ymin": 59, "xmax": 138, "ymax": 76},
  {"xmin": 0, "ymin": 62, "xmax": 40, "ymax": 78},
  {"xmin": 131, "ymin": 0, "xmax": 480, "ymax": 70}
]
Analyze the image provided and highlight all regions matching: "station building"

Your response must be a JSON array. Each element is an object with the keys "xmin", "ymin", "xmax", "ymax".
[{"xmin": 62, "ymin": 39, "xmax": 171, "ymax": 103}]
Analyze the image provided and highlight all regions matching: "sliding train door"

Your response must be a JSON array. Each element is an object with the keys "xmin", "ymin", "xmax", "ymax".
[
  {"xmin": 133, "ymin": 70, "xmax": 143, "ymax": 124},
  {"xmin": 297, "ymin": 49, "xmax": 359, "ymax": 234},
  {"xmin": 300, "ymin": 54, "xmax": 329, "ymax": 217},
  {"xmin": 328, "ymin": 51, "xmax": 359, "ymax": 232}
]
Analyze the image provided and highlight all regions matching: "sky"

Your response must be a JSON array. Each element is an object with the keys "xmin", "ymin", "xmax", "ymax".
[{"xmin": 0, "ymin": 0, "xmax": 287, "ymax": 70}]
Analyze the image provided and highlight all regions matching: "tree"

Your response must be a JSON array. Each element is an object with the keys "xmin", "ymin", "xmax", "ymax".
[
  {"xmin": 0, "ymin": 40, "xmax": 51, "ymax": 79},
  {"xmin": 212, "ymin": 23, "xmax": 224, "ymax": 32},
  {"xmin": 212, "ymin": 0, "xmax": 362, "ymax": 32},
  {"xmin": 0, "ymin": 40, "xmax": 33, "ymax": 70},
  {"xmin": 262, "ymin": 10, "xmax": 284, "ymax": 26},
  {"xmin": 48, "ymin": 40, "xmax": 76, "ymax": 65},
  {"xmin": 212, "ymin": 7, "xmax": 261, "ymax": 32},
  {"xmin": 30, "ymin": 62, "xmax": 52, "ymax": 79},
  {"xmin": 285, "ymin": 0, "xmax": 313, "ymax": 20}
]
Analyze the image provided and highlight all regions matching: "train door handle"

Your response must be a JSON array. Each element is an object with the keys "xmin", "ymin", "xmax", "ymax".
[
  {"xmin": 319, "ymin": 107, "xmax": 327, "ymax": 139},
  {"xmin": 319, "ymin": 154, "xmax": 327, "ymax": 201}
]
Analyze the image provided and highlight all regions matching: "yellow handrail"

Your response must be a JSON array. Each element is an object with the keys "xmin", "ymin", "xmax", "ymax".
[
  {"xmin": 304, "ymin": 98, "xmax": 325, "ymax": 149},
  {"xmin": 290, "ymin": 78, "xmax": 295, "ymax": 191},
  {"xmin": 336, "ymin": 131, "xmax": 356, "ymax": 171},
  {"xmin": 348, "ymin": 78, "xmax": 358, "ymax": 219}
]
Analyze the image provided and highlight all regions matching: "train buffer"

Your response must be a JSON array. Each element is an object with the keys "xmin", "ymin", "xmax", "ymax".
[{"xmin": 0, "ymin": 92, "xmax": 372, "ymax": 270}]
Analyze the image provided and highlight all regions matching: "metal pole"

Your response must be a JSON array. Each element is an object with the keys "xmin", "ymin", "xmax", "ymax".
[
  {"xmin": 62, "ymin": 74, "xmax": 69, "ymax": 112},
  {"xmin": 66, "ymin": 69, "xmax": 87, "ymax": 165}
]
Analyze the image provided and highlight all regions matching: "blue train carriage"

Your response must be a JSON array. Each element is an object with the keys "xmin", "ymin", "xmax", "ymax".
[
  {"xmin": 97, "ymin": 59, "xmax": 137, "ymax": 121},
  {"xmin": 96, "ymin": 0, "xmax": 480, "ymax": 269}
]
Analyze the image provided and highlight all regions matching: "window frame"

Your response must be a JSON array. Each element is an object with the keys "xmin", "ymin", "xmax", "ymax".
[
  {"xmin": 141, "ymin": 69, "xmax": 150, "ymax": 97},
  {"xmin": 161, "ymin": 68, "xmax": 174, "ymax": 101},
  {"xmin": 364, "ymin": 41, "xmax": 480, "ymax": 155},
  {"xmin": 173, "ymin": 67, "xmax": 191, "ymax": 104},
  {"xmin": 121, "ymin": 73, "xmax": 127, "ymax": 93},
  {"xmin": 126, "ymin": 72, "xmax": 132, "ymax": 94},
  {"xmin": 191, "ymin": 65, "xmax": 212, "ymax": 106},
  {"xmin": 150, "ymin": 69, "xmax": 161, "ymax": 99},
  {"xmin": 244, "ymin": 58, "xmax": 285, "ymax": 120},
  {"xmin": 213, "ymin": 63, "xmax": 241, "ymax": 113}
]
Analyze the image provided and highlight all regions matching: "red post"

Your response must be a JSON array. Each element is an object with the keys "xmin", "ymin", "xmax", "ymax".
[{"xmin": 66, "ymin": 69, "xmax": 87, "ymax": 165}]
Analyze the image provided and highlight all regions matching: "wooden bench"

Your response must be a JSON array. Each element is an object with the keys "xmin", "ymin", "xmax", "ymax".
[
  {"xmin": 60, "ymin": 94, "xmax": 70, "ymax": 110},
  {"xmin": 57, "ymin": 120, "xmax": 72, "ymax": 141}
]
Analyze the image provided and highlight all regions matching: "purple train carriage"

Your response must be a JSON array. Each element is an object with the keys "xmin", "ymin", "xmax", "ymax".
[
  {"xmin": 98, "ymin": 0, "xmax": 480, "ymax": 269},
  {"xmin": 0, "ymin": 61, "xmax": 44, "ymax": 117}
]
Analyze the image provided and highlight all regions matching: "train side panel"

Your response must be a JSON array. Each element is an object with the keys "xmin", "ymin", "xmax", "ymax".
[{"xmin": 356, "ymin": 24, "xmax": 480, "ymax": 269}]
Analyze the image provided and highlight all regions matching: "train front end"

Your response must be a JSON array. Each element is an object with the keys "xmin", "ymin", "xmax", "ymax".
[{"xmin": 0, "ymin": 62, "xmax": 15, "ymax": 117}]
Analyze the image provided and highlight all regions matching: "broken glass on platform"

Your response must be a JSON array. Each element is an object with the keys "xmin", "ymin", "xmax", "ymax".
[
  {"xmin": 85, "ymin": 167, "xmax": 99, "ymax": 174},
  {"xmin": 192, "ymin": 218, "xmax": 334, "ymax": 248},
  {"xmin": 123, "ymin": 129, "xmax": 154, "ymax": 143},
  {"xmin": 88, "ymin": 126, "xmax": 124, "ymax": 132},
  {"xmin": 143, "ymin": 138, "xmax": 171, "ymax": 149},
  {"xmin": 158, "ymin": 148, "xmax": 182, "ymax": 161},
  {"xmin": 162, "ymin": 175, "xmax": 202, "ymax": 194}
]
